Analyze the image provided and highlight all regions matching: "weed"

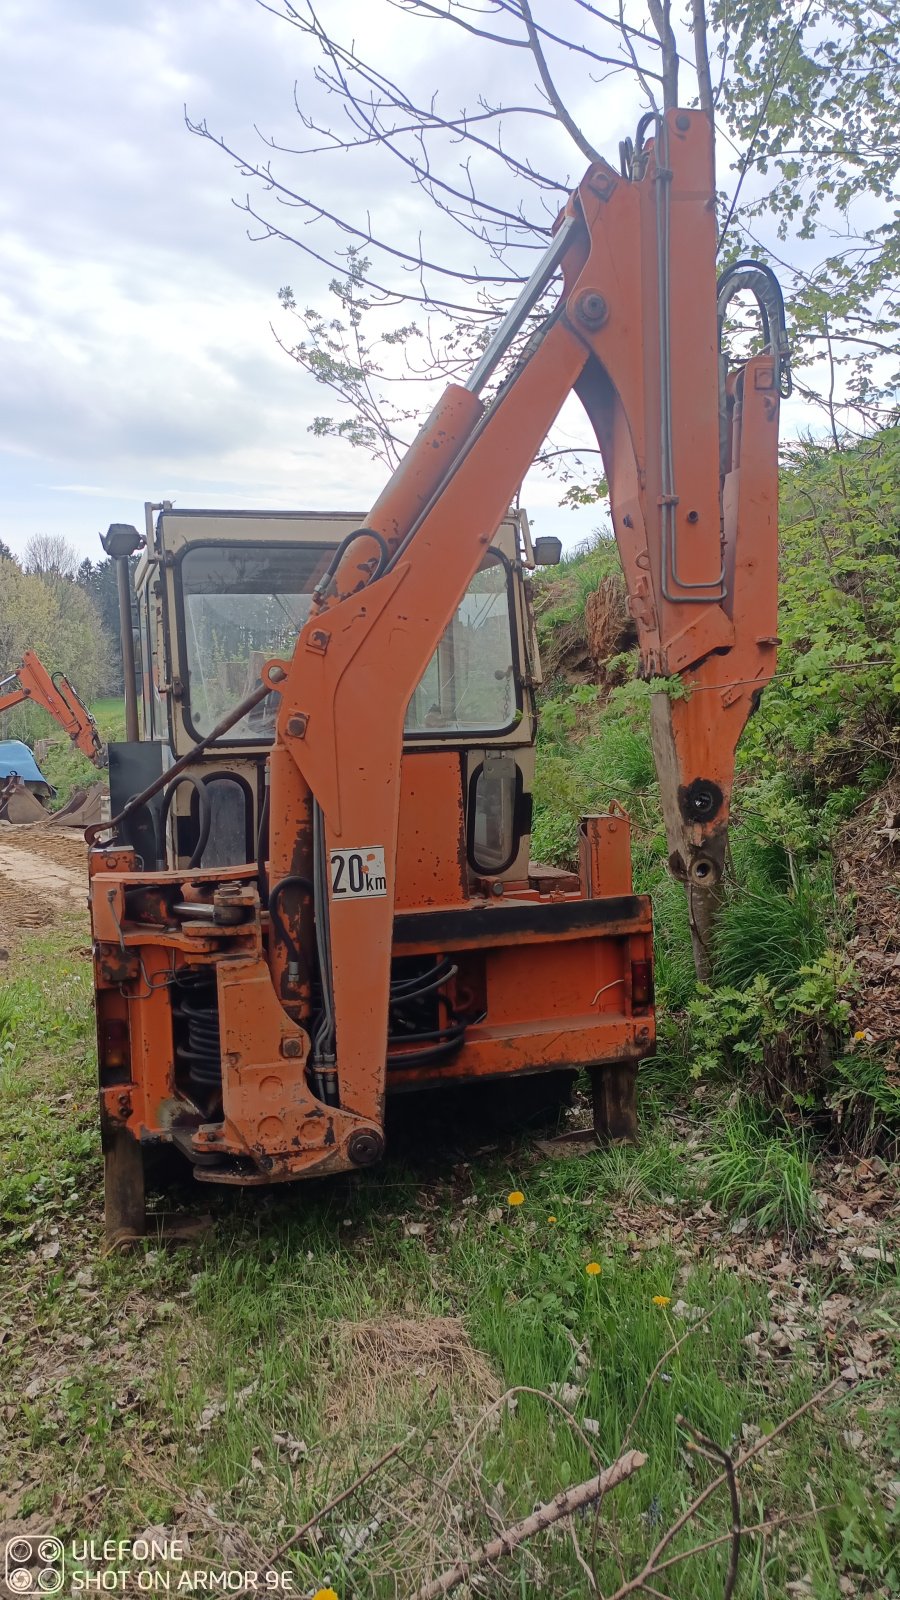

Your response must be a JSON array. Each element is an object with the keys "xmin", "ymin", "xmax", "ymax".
[
  {"xmin": 828, "ymin": 1047, "xmax": 900, "ymax": 1151},
  {"xmin": 705, "ymin": 1104, "xmax": 818, "ymax": 1239}
]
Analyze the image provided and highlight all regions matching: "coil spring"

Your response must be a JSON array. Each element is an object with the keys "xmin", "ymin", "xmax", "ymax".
[{"xmin": 173, "ymin": 978, "xmax": 222, "ymax": 1092}]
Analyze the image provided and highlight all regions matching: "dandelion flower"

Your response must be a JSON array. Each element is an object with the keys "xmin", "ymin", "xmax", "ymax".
[
  {"xmin": 853, "ymin": 1030, "xmax": 867, "ymax": 1041},
  {"xmin": 585, "ymin": 1261, "xmax": 602, "ymax": 1276},
  {"xmin": 312, "ymin": 1591, "xmax": 339, "ymax": 1600},
  {"xmin": 652, "ymin": 1295, "xmax": 671, "ymax": 1307},
  {"xmin": 507, "ymin": 1190, "xmax": 525, "ymax": 1206},
  {"xmin": 547, "ymin": 1215, "xmax": 558, "ymax": 1225}
]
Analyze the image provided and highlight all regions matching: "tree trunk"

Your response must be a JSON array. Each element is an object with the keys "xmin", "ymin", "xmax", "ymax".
[{"xmin": 647, "ymin": 0, "xmax": 679, "ymax": 110}]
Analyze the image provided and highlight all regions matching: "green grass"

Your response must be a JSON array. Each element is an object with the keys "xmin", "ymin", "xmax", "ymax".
[
  {"xmin": 713, "ymin": 844, "xmax": 841, "ymax": 992},
  {"xmin": 1, "ymin": 922, "xmax": 898, "ymax": 1597},
  {"xmin": 705, "ymin": 1104, "xmax": 818, "ymax": 1239}
]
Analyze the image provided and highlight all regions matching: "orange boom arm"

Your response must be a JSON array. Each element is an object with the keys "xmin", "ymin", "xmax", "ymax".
[
  {"xmin": 0, "ymin": 650, "xmax": 105, "ymax": 765},
  {"xmin": 264, "ymin": 110, "xmax": 786, "ymax": 1150}
]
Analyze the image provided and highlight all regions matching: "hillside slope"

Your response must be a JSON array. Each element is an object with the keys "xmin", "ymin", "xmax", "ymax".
[{"xmin": 532, "ymin": 428, "xmax": 900, "ymax": 1148}]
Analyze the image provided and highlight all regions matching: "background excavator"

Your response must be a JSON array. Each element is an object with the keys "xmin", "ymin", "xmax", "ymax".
[
  {"xmin": 0, "ymin": 649, "xmax": 105, "ymax": 822},
  {"xmin": 86, "ymin": 108, "xmax": 789, "ymax": 1241},
  {"xmin": 0, "ymin": 649, "xmax": 105, "ymax": 765}
]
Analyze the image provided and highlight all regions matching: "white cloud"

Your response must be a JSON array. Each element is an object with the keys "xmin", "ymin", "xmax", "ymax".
[{"xmin": 0, "ymin": 0, "xmax": 835, "ymax": 571}]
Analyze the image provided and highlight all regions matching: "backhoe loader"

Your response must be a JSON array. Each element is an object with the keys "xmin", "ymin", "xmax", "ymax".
[{"xmin": 87, "ymin": 109, "xmax": 789, "ymax": 1240}]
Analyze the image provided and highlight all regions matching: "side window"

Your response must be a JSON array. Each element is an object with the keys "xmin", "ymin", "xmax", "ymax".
[
  {"xmin": 468, "ymin": 753, "xmax": 520, "ymax": 874},
  {"xmin": 404, "ymin": 551, "xmax": 517, "ymax": 736}
]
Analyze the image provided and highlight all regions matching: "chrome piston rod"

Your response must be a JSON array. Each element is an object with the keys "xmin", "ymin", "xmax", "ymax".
[{"xmin": 464, "ymin": 214, "xmax": 581, "ymax": 397}]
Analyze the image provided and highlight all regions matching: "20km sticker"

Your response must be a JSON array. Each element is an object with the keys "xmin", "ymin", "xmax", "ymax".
[{"xmin": 330, "ymin": 847, "xmax": 388, "ymax": 899}]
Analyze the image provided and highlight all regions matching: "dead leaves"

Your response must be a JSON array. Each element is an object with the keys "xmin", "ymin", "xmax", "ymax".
[{"xmin": 838, "ymin": 780, "xmax": 900, "ymax": 1049}]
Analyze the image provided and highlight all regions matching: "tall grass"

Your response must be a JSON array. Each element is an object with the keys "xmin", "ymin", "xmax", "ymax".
[
  {"xmin": 705, "ymin": 1103, "xmax": 817, "ymax": 1239},
  {"xmin": 713, "ymin": 867, "xmax": 834, "ymax": 990}
]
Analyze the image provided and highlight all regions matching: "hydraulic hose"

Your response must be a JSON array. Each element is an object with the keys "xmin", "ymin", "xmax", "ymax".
[
  {"xmin": 313, "ymin": 526, "xmax": 390, "ymax": 605},
  {"xmin": 156, "ymin": 773, "xmax": 211, "ymax": 871},
  {"xmin": 716, "ymin": 258, "xmax": 792, "ymax": 399},
  {"xmin": 267, "ymin": 874, "xmax": 313, "ymax": 971},
  {"xmin": 256, "ymin": 785, "xmax": 271, "ymax": 908}
]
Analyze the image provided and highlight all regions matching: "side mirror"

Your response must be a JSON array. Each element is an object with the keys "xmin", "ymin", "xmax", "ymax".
[{"xmin": 532, "ymin": 535, "xmax": 562, "ymax": 566}]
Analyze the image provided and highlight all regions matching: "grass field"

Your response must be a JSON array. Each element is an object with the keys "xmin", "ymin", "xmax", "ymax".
[{"xmin": 1, "ymin": 915, "xmax": 897, "ymax": 1597}]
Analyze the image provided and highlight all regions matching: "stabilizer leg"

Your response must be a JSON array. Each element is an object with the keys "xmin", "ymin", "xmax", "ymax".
[
  {"xmin": 103, "ymin": 1124, "xmax": 146, "ymax": 1246},
  {"xmin": 590, "ymin": 1063, "xmax": 638, "ymax": 1143}
]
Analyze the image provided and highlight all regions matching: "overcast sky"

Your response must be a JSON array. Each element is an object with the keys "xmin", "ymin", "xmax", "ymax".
[{"xmin": 0, "ymin": 0, "xmax": 825, "ymax": 566}]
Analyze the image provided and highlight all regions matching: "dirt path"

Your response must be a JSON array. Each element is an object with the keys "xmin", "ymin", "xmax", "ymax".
[{"xmin": 0, "ymin": 823, "xmax": 88, "ymax": 956}]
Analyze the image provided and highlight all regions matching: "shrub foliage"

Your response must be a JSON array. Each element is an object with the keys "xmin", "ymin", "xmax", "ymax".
[{"xmin": 532, "ymin": 429, "xmax": 900, "ymax": 1147}]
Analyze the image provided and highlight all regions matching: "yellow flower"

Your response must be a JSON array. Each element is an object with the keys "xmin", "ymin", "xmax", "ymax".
[
  {"xmin": 585, "ymin": 1261, "xmax": 602, "ymax": 1276},
  {"xmin": 507, "ymin": 1190, "xmax": 525, "ymax": 1206},
  {"xmin": 312, "ymin": 1590, "xmax": 339, "ymax": 1600},
  {"xmin": 853, "ymin": 1030, "xmax": 867, "ymax": 1041},
  {"xmin": 547, "ymin": 1215, "xmax": 557, "ymax": 1225},
  {"xmin": 652, "ymin": 1295, "xmax": 671, "ymax": 1307}
]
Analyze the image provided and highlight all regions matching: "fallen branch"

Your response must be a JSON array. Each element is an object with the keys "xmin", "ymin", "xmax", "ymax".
[
  {"xmin": 607, "ymin": 1379, "xmax": 843, "ymax": 1598},
  {"xmin": 412, "ymin": 1449, "xmax": 647, "ymax": 1600},
  {"xmin": 653, "ymin": 1503, "xmax": 838, "ymax": 1570},
  {"xmin": 590, "ymin": 1302, "xmax": 722, "ymax": 1569},
  {"xmin": 678, "ymin": 1417, "xmax": 741, "ymax": 1600}
]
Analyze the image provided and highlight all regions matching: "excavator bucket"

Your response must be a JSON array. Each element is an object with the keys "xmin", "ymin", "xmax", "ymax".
[
  {"xmin": 0, "ymin": 779, "xmax": 48, "ymax": 825},
  {"xmin": 48, "ymin": 781, "xmax": 108, "ymax": 829}
]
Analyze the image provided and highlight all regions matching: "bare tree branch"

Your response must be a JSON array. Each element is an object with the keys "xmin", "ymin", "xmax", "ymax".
[
  {"xmin": 647, "ymin": 0, "xmax": 679, "ymax": 108},
  {"xmin": 606, "ymin": 1380, "xmax": 843, "ymax": 1599},
  {"xmin": 520, "ymin": 0, "xmax": 602, "ymax": 161},
  {"xmin": 691, "ymin": 0, "xmax": 715, "ymax": 131},
  {"xmin": 619, "ymin": 0, "xmax": 660, "ymax": 112},
  {"xmin": 390, "ymin": 0, "xmax": 664, "ymax": 78},
  {"xmin": 678, "ymin": 1416, "xmax": 740, "ymax": 1600}
]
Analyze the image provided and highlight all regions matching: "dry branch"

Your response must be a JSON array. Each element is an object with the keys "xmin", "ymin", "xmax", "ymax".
[
  {"xmin": 228, "ymin": 1433, "xmax": 414, "ymax": 1600},
  {"xmin": 677, "ymin": 1416, "xmax": 740, "ymax": 1600},
  {"xmin": 606, "ymin": 1380, "xmax": 844, "ymax": 1599},
  {"xmin": 412, "ymin": 1449, "xmax": 647, "ymax": 1600}
]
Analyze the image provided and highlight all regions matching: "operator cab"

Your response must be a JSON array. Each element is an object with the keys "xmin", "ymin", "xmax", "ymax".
[{"xmin": 124, "ymin": 505, "xmax": 549, "ymax": 887}]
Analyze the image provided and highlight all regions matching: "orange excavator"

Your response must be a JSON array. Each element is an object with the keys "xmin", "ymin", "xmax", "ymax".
[
  {"xmin": 0, "ymin": 650, "xmax": 105, "ymax": 765},
  {"xmin": 87, "ymin": 109, "xmax": 789, "ymax": 1239}
]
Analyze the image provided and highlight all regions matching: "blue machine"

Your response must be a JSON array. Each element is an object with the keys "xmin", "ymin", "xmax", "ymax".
[{"xmin": 0, "ymin": 739, "xmax": 54, "ymax": 795}]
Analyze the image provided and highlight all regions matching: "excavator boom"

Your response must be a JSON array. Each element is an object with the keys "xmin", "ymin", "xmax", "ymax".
[
  {"xmin": 267, "ymin": 108, "xmax": 784, "ymax": 1135},
  {"xmin": 0, "ymin": 650, "xmax": 105, "ymax": 765}
]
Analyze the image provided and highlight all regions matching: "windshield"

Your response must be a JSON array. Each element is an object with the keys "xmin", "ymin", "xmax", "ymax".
[
  {"xmin": 178, "ymin": 543, "xmax": 517, "ymax": 742},
  {"xmin": 179, "ymin": 544, "xmax": 332, "ymax": 740},
  {"xmin": 404, "ymin": 553, "xmax": 517, "ymax": 735}
]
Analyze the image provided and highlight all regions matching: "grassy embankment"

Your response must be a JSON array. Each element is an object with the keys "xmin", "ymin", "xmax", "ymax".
[{"xmin": 531, "ymin": 430, "xmax": 900, "ymax": 1162}]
